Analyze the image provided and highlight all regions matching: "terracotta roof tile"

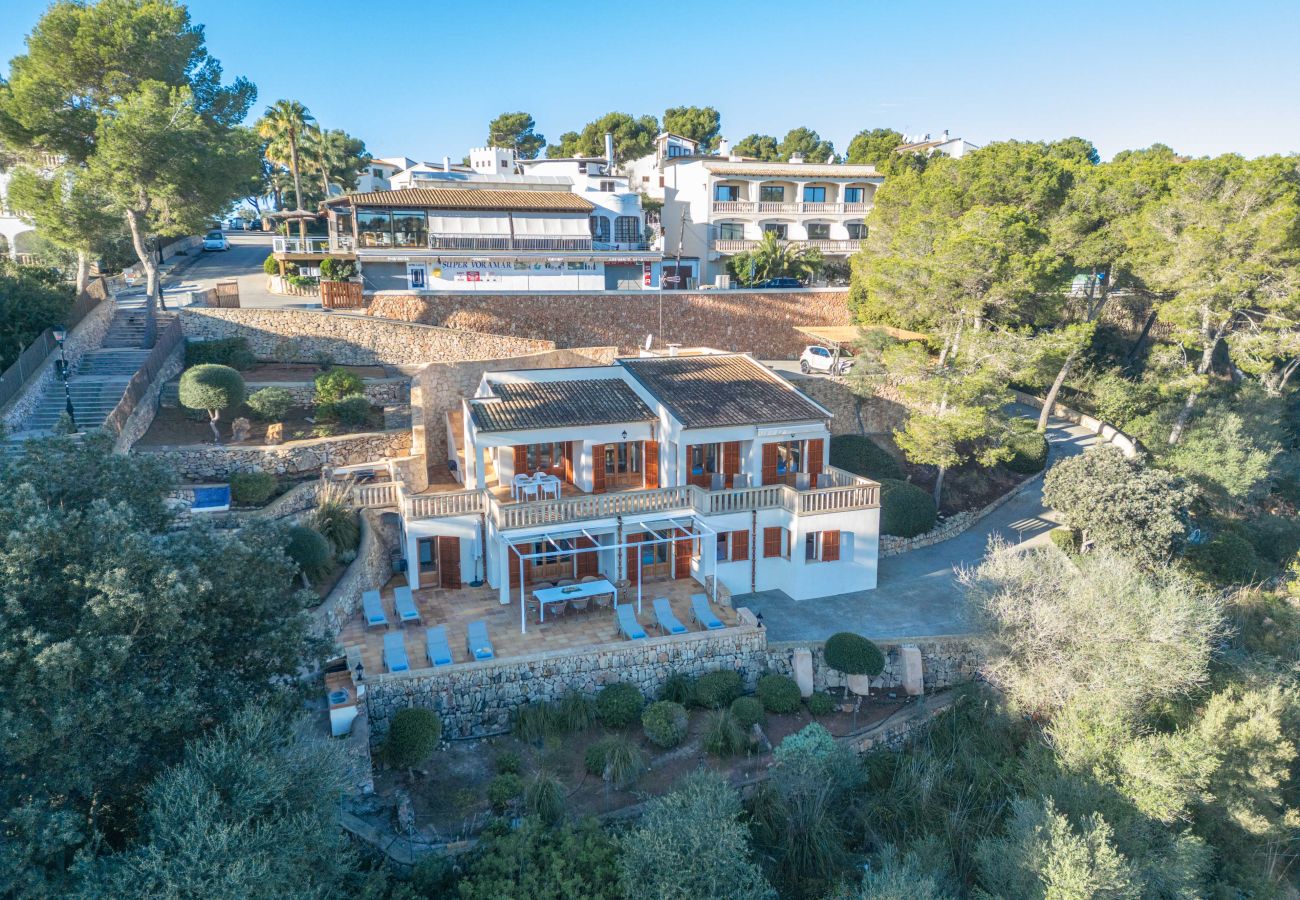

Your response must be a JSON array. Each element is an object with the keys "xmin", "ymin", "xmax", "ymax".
[
  {"xmin": 618, "ymin": 355, "xmax": 829, "ymax": 428},
  {"xmin": 470, "ymin": 378, "xmax": 655, "ymax": 433}
]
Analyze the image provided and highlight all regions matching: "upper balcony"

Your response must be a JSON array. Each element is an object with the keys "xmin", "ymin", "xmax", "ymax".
[
  {"xmin": 712, "ymin": 238, "xmax": 864, "ymax": 254},
  {"xmin": 272, "ymin": 235, "xmax": 355, "ymax": 256},
  {"xmin": 711, "ymin": 201, "xmax": 871, "ymax": 216}
]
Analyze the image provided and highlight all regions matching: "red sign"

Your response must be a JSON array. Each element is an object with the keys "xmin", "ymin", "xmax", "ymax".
[
  {"xmin": 643, "ymin": 262, "xmax": 652, "ymax": 287},
  {"xmin": 466, "ymin": 270, "xmax": 481, "ymax": 282}
]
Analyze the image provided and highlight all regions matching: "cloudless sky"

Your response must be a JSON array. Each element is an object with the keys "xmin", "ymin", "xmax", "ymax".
[{"xmin": 2, "ymin": 0, "xmax": 1298, "ymax": 162}]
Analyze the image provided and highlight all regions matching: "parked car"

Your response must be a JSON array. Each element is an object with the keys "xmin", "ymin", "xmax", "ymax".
[
  {"xmin": 202, "ymin": 230, "xmax": 230, "ymax": 251},
  {"xmin": 756, "ymin": 276, "xmax": 803, "ymax": 288},
  {"xmin": 799, "ymin": 344, "xmax": 852, "ymax": 375}
]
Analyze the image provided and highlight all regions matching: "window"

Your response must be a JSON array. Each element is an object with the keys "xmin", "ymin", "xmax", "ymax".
[
  {"xmin": 805, "ymin": 530, "xmax": 841, "ymax": 562},
  {"xmin": 589, "ymin": 215, "xmax": 610, "ymax": 242},
  {"xmin": 667, "ymin": 143, "xmax": 689, "ymax": 158},
  {"xmin": 718, "ymin": 222, "xmax": 745, "ymax": 241},
  {"xmin": 847, "ymin": 222, "xmax": 867, "ymax": 240},
  {"xmin": 717, "ymin": 530, "xmax": 750, "ymax": 562},
  {"xmin": 774, "ymin": 440, "xmax": 802, "ymax": 475},
  {"xmin": 803, "ymin": 186, "xmax": 826, "ymax": 203},
  {"xmin": 762, "ymin": 223, "xmax": 788, "ymax": 239},
  {"xmin": 715, "ymin": 532, "xmax": 730, "ymax": 562},
  {"xmin": 763, "ymin": 526, "xmax": 790, "ymax": 559},
  {"xmin": 356, "ymin": 208, "xmax": 392, "ymax": 247},
  {"xmin": 417, "ymin": 538, "xmax": 438, "ymax": 573},
  {"xmin": 532, "ymin": 538, "xmax": 573, "ymax": 566},
  {"xmin": 600, "ymin": 180, "xmax": 616, "ymax": 192},
  {"xmin": 391, "ymin": 209, "xmax": 427, "ymax": 248},
  {"xmin": 689, "ymin": 443, "xmax": 721, "ymax": 476},
  {"xmin": 759, "ymin": 185, "xmax": 785, "ymax": 203},
  {"xmin": 714, "ymin": 184, "xmax": 739, "ymax": 202},
  {"xmin": 806, "ymin": 222, "xmax": 830, "ymax": 240},
  {"xmin": 844, "ymin": 187, "xmax": 864, "ymax": 204},
  {"xmin": 525, "ymin": 442, "xmax": 562, "ymax": 471},
  {"xmin": 615, "ymin": 216, "xmax": 641, "ymax": 243},
  {"xmin": 811, "ymin": 346, "xmax": 830, "ymax": 357}
]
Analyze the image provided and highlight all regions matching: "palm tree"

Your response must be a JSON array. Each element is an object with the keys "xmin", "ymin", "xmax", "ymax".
[
  {"xmin": 256, "ymin": 100, "xmax": 314, "ymax": 239},
  {"xmin": 303, "ymin": 127, "xmax": 370, "ymax": 200},
  {"xmin": 730, "ymin": 231, "xmax": 824, "ymax": 285}
]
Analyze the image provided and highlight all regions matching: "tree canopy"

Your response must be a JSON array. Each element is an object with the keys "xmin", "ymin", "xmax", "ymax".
[
  {"xmin": 845, "ymin": 127, "xmax": 903, "ymax": 166},
  {"xmin": 546, "ymin": 112, "xmax": 658, "ymax": 163},
  {"xmin": 777, "ymin": 127, "xmax": 835, "ymax": 163},
  {"xmin": 662, "ymin": 105, "xmax": 721, "ymax": 152},
  {"xmin": 487, "ymin": 110, "xmax": 546, "ymax": 160},
  {"xmin": 732, "ymin": 133, "xmax": 780, "ymax": 161}
]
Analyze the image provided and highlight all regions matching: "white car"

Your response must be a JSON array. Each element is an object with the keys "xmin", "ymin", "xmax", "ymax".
[
  {"xmin": 799, "ymin": 345, "xmax": 852, "ymax": 375},
  {"xmin": 202, "ymin": 230, "xmax": 229, "ymax": 251}
]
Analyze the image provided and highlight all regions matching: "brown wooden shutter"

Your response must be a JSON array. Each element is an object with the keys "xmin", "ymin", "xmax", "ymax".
[
  {"xmin": 685, "ymin": 444, "xmax": 705, "ymax": 487},
  {"xmin": 723, "ymin": 441, "xmax": 741, "ymax": 487},
  {"xmin": 438, "ymin": 536, "xmax": 461, "ymax": 589},
  {"xmin": 761, "ymin": 443, "xmax": 778, "ymax": 485},
  {"xmin": 576, "ymin": 535, "xmax": 599, "ymax": 577},
  {"xmin": 591, "ymin": 444, "xmax": 605, "ymax": 493},
  {"xmin": 731, "ymin": 529, "xmax": 750, "ymax": 562},
  {"xmin": 822, "ymin": 530, "xmax": 840, "ymax": 562},
  {"xmin": 763, "ymin": 526, "xmax": 782, "ymax": 559},
  {"xmin": 513, "ymin": 445, "xmax": 527, "ymax": 475},
  {"xmin": 625, "ymin": 533, "xmax": 641, "ymax": 581},
  {"xmin": 674, "ymin": 529, "xmax": 691, "ymax": 579},
  {"xmin": 562, "ymin": 441, "xmax": 575, "ymax": 483},
  {"xmin": 643, "ymin": 440, "xmax": 659, "ymax": 488},
  {"xmin": 807, "ymin": 438, "xmax": 825, "ymax": 483}
]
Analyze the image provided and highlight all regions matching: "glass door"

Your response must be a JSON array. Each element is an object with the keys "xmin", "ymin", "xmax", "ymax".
[{"xmin": 604, "ymin": 441, "xmax": 642, "ymax": 490}]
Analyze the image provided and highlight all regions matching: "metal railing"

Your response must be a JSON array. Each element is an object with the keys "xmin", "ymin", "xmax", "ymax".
[
  {"xmin": 711, "ymin": 201, "xmax": 871, "ymax": 215},
  {"xmin": 712, "ymin": 238, "xmax": 863, "ymax": 254},
  {"xmin": 0, "ymin": 278, "xmax": 108, "ymax": 411},
  {"xmin": 101, "ymin": 317, "xmax": 183, "ymax": 437},
  {"xmin": 271, "ymin": 236, "xmax": 333, "ymax": 254},
  {"xmin": 427, "ymin": 234, "xmax": 594, "ymax": 252}
]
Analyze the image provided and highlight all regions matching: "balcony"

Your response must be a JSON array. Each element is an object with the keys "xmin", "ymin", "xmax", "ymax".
[
  {"xmin": 272, "ymin": 236, "xmax": 339, "ymax": 255},
  {"xmin": 427, "ymin": 234, "xmax": 594, "ymax": 252},
  {"xmin": 711, "ymin": 201, "xmax": 871, "ymax": 216},
  {"xmin": 712, "ymin": 238, "xmax": 864, "ymax": 254}
]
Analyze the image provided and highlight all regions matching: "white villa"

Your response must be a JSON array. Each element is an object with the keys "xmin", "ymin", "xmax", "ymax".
[{"xmin": 896, "ymin": 130, "xmax": 980, "ymax": 159}]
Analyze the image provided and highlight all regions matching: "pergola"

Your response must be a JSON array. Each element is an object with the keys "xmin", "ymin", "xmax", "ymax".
[{"xmin": 501, "ymin": 516, "xmax": 718, "ymax": 634}]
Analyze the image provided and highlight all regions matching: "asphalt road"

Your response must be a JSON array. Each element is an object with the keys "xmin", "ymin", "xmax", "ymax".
[{"xmin": 172, "ymin": 232, "xmax": 318, "ymax": 309}]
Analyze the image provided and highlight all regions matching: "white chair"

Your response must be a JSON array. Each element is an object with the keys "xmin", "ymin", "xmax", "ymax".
[
  {"xmin": 511, "ymin": 473, "xmax": 531, "ymax": 499},
  {"xmin": 732, "ymin": 473, "xmax": 749, "ymax": 489},
  {"xmin": 795, "ymin": 472, "xmax": 811, "ymax": 491},
  {"xmin": 519, "ymin": 480, "xmax": 540, "ymax": 501},
  {"xmin": 817, "ymin": 472, "xmax": 834, "ymax": 488},
  {"xmin": 540, "ymin": 476, "xmax": 561, "ymax": 500},
  {"xmin": 710, "ymin": 472, "xmax": 726, "ymax": 491}
]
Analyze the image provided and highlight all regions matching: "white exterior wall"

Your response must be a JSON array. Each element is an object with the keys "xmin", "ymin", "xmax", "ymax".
[{"xmin": 0, "ymin": 170, "xmax": 36, "ymax": 259}]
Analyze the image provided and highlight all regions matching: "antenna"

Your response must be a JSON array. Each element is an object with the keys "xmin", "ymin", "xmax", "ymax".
[{"xmin": 644, "ymin": 334, "xmax": 653, "ymax": 351}]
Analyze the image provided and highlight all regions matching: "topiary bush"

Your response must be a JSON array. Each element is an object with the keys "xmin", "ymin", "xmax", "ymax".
[
  {"xmin": 1004, "ymin": 420, "xmax": 1050, "ymax": 474},
  {"xmin": 729, "ymin": 696, "xmax": 765, "ymax": 729},
  {"xmin": 185, "ymin": 337, "xmax": 255, "ymax": 370},
  {"xmin": 385, "ymin": 707, "xmax": 442, "ymax": 771},
  {"xmin": 178, "ymin": 363, "xmax": 246, "ymax": 443},
  {"xmin": 658, "ymin": 672, "xmax": 697, "ymax": 706},
  {"xmin": 486, "ymin": 773, "xmax": 523, "ymax": 813},
  {"xmin": 246, "ymin": 386, "xmax": 293, "ymax": 421},
  {"xmin": 756, "ymin": 674, "xmax": 802, "ymax": 714},
  {"xmin": 262, "ymin": 254, "xmax": 278, "ymax": 275},
  {"xmin": 230, "ymin": 470, "xmax": 277, "ymax": 505},
  {"xmin": 284, "ymin": 525, "xmax": 333, "ymax": 582},
  {"xmin": 702, "ymin": 710, "xmax": 747, "ymax": 757},
  {"xmin": 879, "ymin": 478, "xmax": 937, "ymax": 538},
  {"xmin": 694, "ymin": 670, "xmax": 743, "ymax": 709},
  {"xmin": 829, "ymin": 434, "xmax": 904, "ymax": 481},
  {"xmin": 824, "ymin": 632, "xmax": 885, "ymax": 678},
  {"xmin": 321, "ymin": 394, "xmax": 370, "ymax": 428},
  {"xmin": 807, "ymin": 692, "xmax": 837, "ymax": 717},
  {"xmin": 641, "ymin": 700, "xmax": 689, "ymax": 748},
  {"xmin": 1049, "ymin": 526, "xmax": 1081, "ymax": 554},
  {"xmin": 595, "ymin": 682, "xmax": 644, "ymax": 728},
  {"xmin": 315, "ymin": 367, "xmax": 364, "ymax": 404}
]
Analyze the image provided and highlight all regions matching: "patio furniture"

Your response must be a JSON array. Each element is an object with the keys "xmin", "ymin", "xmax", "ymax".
[
  {"xmin": 593, "ymin": 591, "xmax": 614, "ymax": 611},
  {"xmin": 191, "ymin": 484, "xmax": 231, "ymax": 513},
  {"xmin": 549, "ymin": 598, "xmax": 568, "ymax": 619},
  {"xmin": 393, "ymin": 586, "xmax": 420, "ymax": 625},
  {"xmin": 518, "ymin": 480, "xmax": 540, "ymax": 501},
  {"xmin": 533, "ymin": 579, "xmax": 616, "ymax": 622},
  {"xmin": 817, "ymin": 472, "xmax": 833, "ymax": 488},
  {"xmin": 526, "ymin": 598, "xmax": 540, "ymax": 623},
  {"xmin": 556, "ymin": 577, "xmax": 576, "ymax": 586},
  {"xmin": 579, "ymin": 575, "xmax": 599, "ymax": 583},
  {"xmin": 653, "ymin": 597, "xmax": 688, "ymax": 635},
  {"xmin": 710, "ymin": 472, "xmax": 726, "ymax": 491},
  {"xmin": 616, "ymin": 603, "xmax": 648, "ymax": 641},
  {"xmin": 383, "ymin": 631, "xmax": 410, "ymax": 673},
  {"xmin": 569, "ymin": 595, "xmax": 589, "ymax": 614},
  {"xmin": 466, "ymin": 621, "xmax": 495, "ymax": 660},
  {"xmin": 362, "ymin": 590, "xmax": 388, "ymax": 628},
  {"xmin": 690, "ymin": 594, "xmax": 725, "ymax": 630},
  {"xmin": 511, "ymin": 473, "xmax": 531, "ymax": 499},
  {"xmin": 732, "ymin": 473, "xmax": 750, "ymax": 489},
  {"xmin": 425, "ymin": 625, "xmax": 453, "ymax": 667},
  {"xmin": 537, "ymin": 475, "xmax": 561, "ymax": 500},
  {"xmin": 795, "ymin": 472, "xmax": 811, "ymax": 490}
]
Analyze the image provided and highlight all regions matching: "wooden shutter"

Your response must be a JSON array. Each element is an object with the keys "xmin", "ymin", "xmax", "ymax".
[
  {"xmin": 723, "ymin": 441, "xmax": 741, "ymax": 487},
  {"xmin": 562, "ymin": 441, "xmax": 574, "ymax": 484},
  {"xmin": 685, "ymin": 444, "xmax": 706, "ymax": 487},
  {"xmin": 643, "ymin": 440, "xmax": 659, "ymax": 488},
  {"xmin": 513, "ymin": 445, "xmax": 527, "ymax": 475},
  {"xmin": 674, "ymin": 529, "xmax": 692, "ymax": 579},
  {"xmin": 822, "ymin": 530, "xmax": 840, "ymax": 562},
  {"xmin": 576, "ymin": 535, "xmax": 599, "ymax": 577},
  {"xmin": 625, "ymin": 533, "xmax": 642, "ymax": 582},
  {"xmin": 731, "ymin": 529, "xmax": 750, "ymax": 562},
  {"xmin": 807, "ymin": 438, "xmax": 825, "ymax": 483},
  {"xmin": 763, "ymin": 526, "xmax": 783, "ymax": 559},
  {"xmin": 591, "ymin": 444, "xmax": 605, "ymax": 493},
  {"xmin": 761, "ymin": 443, "xmax": 778, "ymax": 485},
  {"xmin": 438, "ymin": 536, "xmax": 461, "ymax": 589}
]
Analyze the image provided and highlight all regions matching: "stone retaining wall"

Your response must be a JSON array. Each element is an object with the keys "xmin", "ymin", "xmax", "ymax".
[
  {"xmin": 765, "ymin": 636, "xmax": 987, "ymax": 694},
  {"xmin": 316, "ymin": 509, "xmax": 398, "ymax": 638},
  {"xmin": 364, "ymin": 625, "xmax": 769, "ymax": 740},
  {"xmin": 162, "ymin": 376, "xmax": 409, "ymax": 409},
  {"xmin": 782, "ymin": 373, "xmax": 909, "ymax": 436},
  {"xmin": 178, "ymin": 308, "xmax": 553, "ymax": 367},
  {"xmin": 879, "ymin": 468, "xmax": 1047, "ymax": 556},
  {"xmin": 367, "ymin": 289, "xmax": 851, "ymax": 359},
  {"xmin": 112, "ymin": 343, "xmax": 185, "ymax": 452},
  {"xmin": 139, "ymin": 428, "xmax": 412, "ymax": 480}
]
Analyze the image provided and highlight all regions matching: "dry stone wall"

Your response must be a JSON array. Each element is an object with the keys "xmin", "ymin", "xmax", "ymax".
[
  {"xmin": 781, "ymin": 373, "xmax": 909, "ymax": 436},
  {"xmin": 765, "ymin": 637, "xmax": 986, "ymax": 695},
  {"xmin": 113, "ymin": 343, "xmax": 185, "ymax": 452},
  {"xmin": 315, "ymin": 509, "xmax": 399, "ymax": 638},
  {"xmin": 368, "ymin": 289, "xmax": 852, "ymax": 359},
  {"xmin": 139, "ymin": 429, "xmax": 412, "ymax": 480}
]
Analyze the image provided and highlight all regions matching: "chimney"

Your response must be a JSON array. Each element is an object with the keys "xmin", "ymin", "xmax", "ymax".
[
  {"xmin": 941, "ymin": 129, "xmax": 950, "ymax": 142},
  {"xmin": 442, "ymin": 156, "xmax": 450, "ymax": 172},
  {"xmin": 826, "ymin": 152, "xmax": 835, "ymax": 164},
  {"xmin": 790, "ymin": 152, "xmax": 804, "ymax": 164},
  {"xmin": 717, "ymin": 137, "xmax": 729, "ymax": 156},
  {"xmin": 604, "ymin": 132, "xmax": 615, "ymax": 167}
]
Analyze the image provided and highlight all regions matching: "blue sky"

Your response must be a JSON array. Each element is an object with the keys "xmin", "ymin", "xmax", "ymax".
[{"xmin": 3, "ymin": 0, "xmax": 1298, "ymax": 162}]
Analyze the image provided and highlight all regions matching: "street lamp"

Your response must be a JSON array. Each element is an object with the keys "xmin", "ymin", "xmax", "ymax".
[{"xmin": 52, "ymin": 326, "xmax": 76, "ymax": 431}]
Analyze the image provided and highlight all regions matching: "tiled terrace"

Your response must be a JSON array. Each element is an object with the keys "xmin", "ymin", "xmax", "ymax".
[{"xmin": 338, "ymin": 575, "xmax": 739, "ymax": 675}]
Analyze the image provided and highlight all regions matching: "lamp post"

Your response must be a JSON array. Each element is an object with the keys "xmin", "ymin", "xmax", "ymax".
[{"xmin": 52, "ymin": 327, "xmax": 77, "ymax": 432}]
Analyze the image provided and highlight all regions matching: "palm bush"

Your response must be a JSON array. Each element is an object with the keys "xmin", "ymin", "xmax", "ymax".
[
  {"xmin": 702, "ymin": 710, "xmax": 748, "ymax": 757},
  {"xmin": 556, "ymin": 691, "xmax": 596, "ymax": 732},
  {"xmin": 309, "ymin": 479, "xmax": 360, "ymax": 553},
  {"xmin": 523, "ymin": 772, "xmax": 566, "ymax": 825},
  {"xmin": 658, "ymin": 672, "xmax": 697, "ymax": 706},
  {"xmin": 512, "ymin": 701, "xmax": 556, "ymax": 744},
  {"xmin": 584, "ymin": 734, "xmax": 646, "ymax": 789},
  {"xmin": 726, "ymin": 231, "xmax": 823, "ymax": 286}
]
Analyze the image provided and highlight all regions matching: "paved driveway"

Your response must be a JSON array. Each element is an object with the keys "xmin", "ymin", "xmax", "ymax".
[
  {"xmin": 168, "ymin": 233, "xmax": 319, "ymax": 309},
  {"xmin": 742, "ymin": 409, "xmax": 1097, "ymax": 642}
]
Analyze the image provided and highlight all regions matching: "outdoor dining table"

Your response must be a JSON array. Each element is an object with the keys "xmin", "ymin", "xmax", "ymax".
[{"xmin": 531, "ymin": 579, "xmax": 616, "ymax": 622}]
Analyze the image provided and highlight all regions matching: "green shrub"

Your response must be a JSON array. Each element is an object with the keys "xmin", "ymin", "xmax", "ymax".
[
  {"xmin": 494, "ymin": 751, "xmax": 522, "ymax": 775},
  {"xmin": 319, "ymin": 256, "xmax": 357, "ymax": 281},
  {"xmin": 807, "ymin": 692, "xmax": 837, "ymax": 717},
  {"xmin": 641, "ymin": 701, "xmax": 689, "ymax": 748},
  {"xmin": 1004, "ymin": 420, "xmax": 1049, "ymax": 474},
  {"xmin": 756, "ymin": 674, "xmax": 802, "ymax": 713},
  {"xmin": 523, "ymin": 772, "xmax": 566, "ymax": 825},
  {"xmin": 1186, "ymin": 531, "xmax": 1261, "ymax": 586},
  {"xmin": 512, "ymin": 701, "xmax": 556, "ymax": 743},
  {"xmin": 246, "ymin": 386, "xmax": 293, "ymax": 421},
  {"xmin": 1087, "ymin": 369, "xmax": 1159, "ymax": 429},
  {"xmin": 556, "ymin": 691, "xmax": 596, "ymax": 733},
  {"xmin": 287, "ymin": 274, "xmax": 318, "ymax": 288},
  {"xmin": 229, "ymin": 471, "xmax": 277, "ymax": 505},
  {"xmin": 658, "ymin": 672, "xmax": 697, "ymax": 706},
  {"xmin": 284, "ymin": 525, "xmax": 332, "ymax": 581},
  {"xmin": 384, "ymin": 708, "xmax": 442, "ymax": 770},
  {"xmin": 729, "ymin": 696, "xmax": 765, "ymax": 729},
  {"xmin": 1049, "ymin": 527, "xmax": 1081, "ymax": 554},
  {"xmin": 775, "ymin": 722, "xmax": 836, "ymax": 763},
  {"xmin": 1243, "ymin": 514, "xmax": 1300, "ymax": 568},
  {"xmin": 824, "ymin": 632, "xmax": 886, "ymax": 677},
  {"xmin": 321, "ymin": 394, "xmax": 370, "ymax": 428},
  {"xmin": 595, "ymin": 682, "xmax": 644, "ymax": 728},
  {"xmin": 185, "ymin": 337, "xmax": 255, "ymax": 370},
  {"xmin": 262, "ymin": 254, "xmax": 278, "ymax": 275},
  {"xmin": 702, "ymin": 710, "xmax": 747, "ymax": 757},
  {"xmin": 879, "ymin": 478, "xmax": 937, "ymax": 537},
  {"xmin": 487, "ymin": 773, "xmax": 524, "ymax": 812},
  {"xmin": 829, "ymin": 434, "xmax": 904, "ymax": 481},
  {"xmin": 309, "ymin": 482, "xmax": 360, "ymax": 553},
  {"xmin": 584, "ymin": 734, "xmax": 645, "ymax": 788},
  {"xmin": 179, "ymin": 364, "xmax": 246, "ymax": 441},
  {"xmin": 315, "ymin": 367, "xmax": 364, "ymax": 404},
  {"xmin": 694, "ymin": 670, "xmax": 743, "ymax": 709}
]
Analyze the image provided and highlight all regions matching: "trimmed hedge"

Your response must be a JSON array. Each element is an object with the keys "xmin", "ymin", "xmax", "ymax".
[
  {"xmin": 178, "ymin": 364, "xmax": 245, "ymax": 415},
  {"xmin": 384, "ymin": 708, "xmax": 442, "ymax": 769},
  {"xmin": 641, "ymin": 701, "xmax": 689, "ymax": 748},
  {"xmin": 755, "ymin": 674, "xmax": 801, "ymax": 714},
  {"xmin": 1049, "ymin": 527, "xmax": 1081, "ymax": 554},
  {"xmin": 1004, "ymin": 423, "xmax": 1049, "ymax": 474},
  {"xmin": 185, "ymin": 337, "xmax": 255, "ymax": 371},
  {"xmin": 829, "ymin": 434, "xmax": 904, "ymax": 481},
  {"xmin": 284, "ymin": 525, "xmax": 332, "ymax": 580},
  {"xmin": 807, "ymin": 692, "xmax": 837, "ymax": 716},
  {"xmin": 729, "ymin": 696, "xmax": 765, "ymax": 729},
  {"xmin": 230, "ymin": 471, "xmax": 277, "ymax": 505},
  {"xmin": 879, "ymin": 478, "xmax": 938, "ymax": 538},
  {"xmin": 694, "ymin": 670, "xmax": 742, "ymax": 709},
  {"xmin": 246, "ymin": 386, "xmax": 293, "ymax": 421},
  {"xmin": 824, "ymin": 632, "xmax": 885, "ymax": 677},
  {"xmin": 595, "ymin": 682, "xmax": 644, "ymax": 728}
]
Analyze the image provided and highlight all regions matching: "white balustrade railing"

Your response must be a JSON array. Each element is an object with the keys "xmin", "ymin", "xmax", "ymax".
[
  {"xmin": 352, "ymin": 482, "xmax": 399, "ymax": 508},
  {"xmin": 406, "ymin": 490, "xmax": 485, "ymax": 518}
]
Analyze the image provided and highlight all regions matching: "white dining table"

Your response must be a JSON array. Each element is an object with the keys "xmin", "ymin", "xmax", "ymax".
[{"xmin": 532, "ymin": 579, "xmax": 616, "ymax": 621}]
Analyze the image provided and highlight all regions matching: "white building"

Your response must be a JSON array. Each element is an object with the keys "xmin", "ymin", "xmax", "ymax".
[
  {"xmin": 397, "ymin": 352, "xmax": 880, "ymax": 612},
  {"xmin": 355, "ymin": 156, "xmax": 419, "ymax": 193},
  {"xmin": 624, "ymin": 132, "xmax": 703, "ymax": 201},
  {"xmin": 658, "ymin": 154, "xmax": 884, "ymax": 287},
  {"xmin": 895, "ymin": 130, "xmax": 980, "ymax": 159},
  {"xmin": 0, "ymin": 165, "xmax": 38, "ymax": 261}
]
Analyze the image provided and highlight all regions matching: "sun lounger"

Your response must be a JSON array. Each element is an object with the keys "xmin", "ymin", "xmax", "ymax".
[
  {"xmin": 394, "ymin": 585, "xmax": 420, "ymax": 625},
  {"xmin": 383, "ymin": 631, "xmax": 409, "ymax": 673},
  {"xmin": 616, "ymin": 603, "xmax": 648, "ymax": 641},
  {"xmin": 466, "ymin": 620, "xmax": 495, "ymax": 660},
  {"xmin": 362, "ymin": 590, "xmax": 387, "ymax": 628},
  {"xmin": 425, "ymin": 625, "xmax": 453, "ymax": 667},
  {"xmin": 690, "ymin": 594, "xmax": 724, "ymax": 630},
  {"xmin": 653, "ymin": 597, "xmax": 687, "ymax": 635}
]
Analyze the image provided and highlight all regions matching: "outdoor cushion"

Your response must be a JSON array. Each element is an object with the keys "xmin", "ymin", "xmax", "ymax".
[
  {"xmin": 425, "ymin": 626, "xmax": 453, "ymax": 667},
  {"xmin": 394, "ymin": 585, "xmax": 420, "ymax": 623},
  {"xmin": 653, "ymin": 597, "xmax": 687, "ymax": 635},
  {"xmin": 466, "ymin": 620, "xmax": 495, "ymax": 660},
  {"xmin": 690, "ymin": 594, "xmax": 724, "ymax": 630},
  {"xmin": 383, "ymin": 631, "xmax": 409, "ymax": 673},
  {"xmin": 616, "ymin": 604, "xmax": 648, "ymax": 641},
  {"xmin": 362, "ymin": 590, "xmax": 387, "ymax": 628}
]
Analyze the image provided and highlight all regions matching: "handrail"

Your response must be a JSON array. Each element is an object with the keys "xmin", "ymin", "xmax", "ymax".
[
  {"xmin": 0, "ymin": 277, "xmax": 108, "ymax": 411},
  {"xmin": 101, "ymin": 317, "xmax": 183, "ymax": 437}
]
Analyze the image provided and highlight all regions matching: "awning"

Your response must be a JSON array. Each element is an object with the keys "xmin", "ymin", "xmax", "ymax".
[
  {"xmin": 511, "ymin": 213, "xmax": 591, "ymax": 236},
  {"xmin": 428, "ymin": 213, "xmax": 510, "ymax": 235}
]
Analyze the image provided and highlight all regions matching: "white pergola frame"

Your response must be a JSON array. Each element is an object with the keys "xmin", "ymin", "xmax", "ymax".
[{"xmin": 503, "ymin": 516, "xmax": 718, "ymax": 634}]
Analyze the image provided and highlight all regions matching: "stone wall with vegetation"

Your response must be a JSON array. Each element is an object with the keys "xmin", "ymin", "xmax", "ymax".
[
  {"xmin": 178, "ymin": 308, "xmax": 554, "ymax": 367},
  {"xmin": 139, "ymin": 428, "xmax": 412, "ymax": 480},
  {"xmin": 782, "ymin": 373, "xmax": 910, "ymax": 436},
  {"xmin": 112, "ymin": 343, "xmax": 185, "ymax": 452},
  {"xmin": 162, "ymin": 376, "xmax": 409, "ymax": 409},
  {"xmin": 315, "ymin": 509, "xmax": 398, "ymax": 638},
  {"xmin": 368, "ymin": 289, "xmax": 851, "ymax": 359},
  {"xmin": 765, "ymin": 637, "xmax": 987, "ymax": 694},
  {"xmin": 364, "ymin": 625, "xmax": 768, "ymax": 740}
]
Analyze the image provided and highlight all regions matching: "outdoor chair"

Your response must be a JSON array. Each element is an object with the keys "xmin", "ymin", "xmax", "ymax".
[
  {"xmin": 653, "ymin": 597, "xmax": 688, "ymax": 635},
  {"xmin": 393, "ymin": 586, "xmax": 420, "ymax": 625},
  {"xmin": 466, "ymin": 620, "xmax": 495, "ymax": 660},
  {"xmin": 710, "ymin": 472, "xmax": 726, "ymax": 491},
  {"xmin": 690, "ymin": 594, "xmax": 725, "ymax": 630},
  {"xmin": 425, "ymin": 625, "xmax": 453, "ymax": 667},
  {"xmin": 519, "ymin": 480, "xmax": 540, "ymax": 501},
  {"xmin": 538, "ymin": 476, "xmax": 561, "ymax": 500},
  {"xmin": 579, "ymin": 575, "xmax": 600, "ymax": 584},
  {"xmin": 616, "ymin": 603, "xmax": 648, "ymax": 641},
  {"xmin": 526, "ymin": 598, "xmax": 540, "ymax": 623},
  {"xmin": 556, "ymin": 577, "xmax": 576, "ymax": 586},
  {"xmin": 795, "ymin": 472, "xmax": 812, "ymax": 491},
  {"xmin": 732, "ymin": 473, "xmax": 750, "ymax": 489},
  {"xmin": 593, "ymin": 591, "xmax": 613, "ymax": 611},
  {"xmin": 549, "ymin": 599, "xmax": 567, "ymax": 619},
  {"xmin": 383, "ymin": 631, "xmax": 409, "ymax": 673},
  {"xmin": 817, "ymin": 472, "xmax": 834, "ymax": 488},
  {"xmin": 362, "ymin": 590, "xmax": 388, "ymax": 628},
  {"xmin": 511, "ymin": 473, "xmax": 531, "ymax": 499},
  {"xmin": 570, "ymin": 596, "xmax": 589, "ymax": 614}
]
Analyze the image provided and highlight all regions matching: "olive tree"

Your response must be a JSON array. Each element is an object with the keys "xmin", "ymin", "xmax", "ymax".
[{"xmin": 178, "ymin": 364, "xmax": 245, "ymax": 442}]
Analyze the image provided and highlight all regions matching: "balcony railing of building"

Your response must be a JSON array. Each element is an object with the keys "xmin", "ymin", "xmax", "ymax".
[
  {"xmin": 427, "ymin": 234, "xmax": 594, "ymax": 251},
  {"xmin": 712, "ymin": 238, "xmax": 864, "ymax": 254},
  {"xmin": 272, "ymin": 236, "xmax": 338, "ymax": 254},
  {"xmin": 711, "ymin": 201, "xmax": 870, "ymax": 215}
]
